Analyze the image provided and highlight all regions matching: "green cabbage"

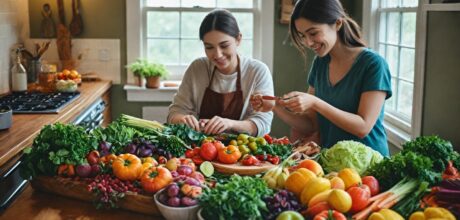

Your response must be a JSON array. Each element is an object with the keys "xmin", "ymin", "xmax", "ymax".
[{"xmin": 319, "ymin": 140, "xmax": 383, "ymax": 175}]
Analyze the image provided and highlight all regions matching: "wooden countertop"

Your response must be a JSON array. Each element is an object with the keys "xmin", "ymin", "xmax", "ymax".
[
  {"xmin": 0, "ymin": 80, "xmax": 112, "ymax": 167},
  {"xmin": 0, "ymin": 184, "xmax": 163, "ymax": 220}
]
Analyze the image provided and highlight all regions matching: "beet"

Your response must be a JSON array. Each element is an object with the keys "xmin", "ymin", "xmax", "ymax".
[
  {"xmin": 177, "ymin": 165, "xmax": 193, "ymax": 176},
  {"xmin": 167, "ymin": 197, "xmax": 181, "ymax": 207},
  {"xmin": 181, "ymin": 196, "xmax": 198, "ymax": 206},
  {"xmin": 76, "ymin": 164, "xmax": 92, "ymax": 178}
]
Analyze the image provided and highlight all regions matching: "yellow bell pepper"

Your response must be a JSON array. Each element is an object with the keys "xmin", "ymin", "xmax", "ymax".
[
  {"xmin": 368, "ymin": 209, "xmax": 404, "ymax": 220},
  {"xmin": 424, "ymin": 207, "xmax": 456, "ymax": 220},
  {"xmin": 409, "ymin": 211, "xmax": 426, "ymax": 220}
]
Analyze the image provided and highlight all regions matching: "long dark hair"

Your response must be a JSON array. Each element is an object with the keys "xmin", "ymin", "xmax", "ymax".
[
  {"xmin": 289, "ymin": 0, "xmax": 366, "ymax": 56},
  {"xmin": 199, "ymin": 9, "xmax": 240, "ymax": 40}
]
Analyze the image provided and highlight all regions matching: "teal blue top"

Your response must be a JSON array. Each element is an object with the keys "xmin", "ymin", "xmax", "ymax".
[{"xmin": 308, "ymin": 48, "xmax": 392, "ymax": 156}]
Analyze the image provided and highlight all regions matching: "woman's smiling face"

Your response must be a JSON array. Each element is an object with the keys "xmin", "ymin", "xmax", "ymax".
[
  {"xmin": 203, "ymin": 30, "xmax": 241, "ymax": 74},
  {"xmin": 294, "ymin": 18, "xmax": 340, "ymax": 57}
]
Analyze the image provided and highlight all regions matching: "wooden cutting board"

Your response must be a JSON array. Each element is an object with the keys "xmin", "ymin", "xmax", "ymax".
[
  {"xmin": 211, "ymin": 161, "xmax": 276, "ymax": 176},
  {"xmin": 31, "ymin": 176, "xmax": 161, "ymax": 216}
]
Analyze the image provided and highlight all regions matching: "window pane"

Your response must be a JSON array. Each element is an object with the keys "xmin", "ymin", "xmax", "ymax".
[
  {"xmin": 402, "ymin": 0, "xmax": 418, "ymax": 7},
  {"xmin": 378, "ymin": 43, "xmax": 386, "ymax": 57},
  {"xmin": 144, "ymin": 0, "xmax": 179, "ymax": 7},
  {"xmin": 147, "ymin": 39, "xmax": 179, "ymax": 65},
  {"xmin": 401, "ymin": 12, "xmax": 416, "ymax": 47},
  {"xmin": 182, "ymin": 12, "xmax": 207, "ymax": 38},
  {"xmin": 397, "ymin": 81, "xmax": 413, "ymax": 119},
  {"xmin": 386, "ymin": 45, "xmax": 399, "ymax": 77},
  {"xmin": 379, "ymin": 13, "xmax": 387, "ymax": 43},
  {"xmin": 386, "ymin": 79, "xmax": 397, "ymax": 111},
  {"xmin": 233, "ymin": 13, "xmax": 253, "ymax": 38},
  {"xmin": 387, "ymin": 13, "xmax": 401, "ymax": 45},
  {"xmin": 381, "ymin": 0, "xmax": 399, "ymax": 8},
  {"xmin": 217, "ymin": 0, "xmax": 253, "ymax": 8},
  {"xmin": 147, "ymin": 12, "xmax": 179, "ymax": 37},
  {"xmin": 181, "ymin": 0, "xmax": 215, "ymax": 8},
  {"xmin": 239, "ymin": 39, "xmax": 252, "ymax": 58},
  {"xmin": 400, "ymin": 48, "xmax": 415, "ymax": 82},
  {"xmin": 181, "ymin": 39, "xmax": 205, "ymax": 64}
]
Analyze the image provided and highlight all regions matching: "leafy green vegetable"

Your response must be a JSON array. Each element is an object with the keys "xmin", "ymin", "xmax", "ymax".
[
  {"xmin": 366, "ymin": 151, "xmax": 441, "ymax": 190},
  {"xmin": 254, "ymin": 144, "xmax": 292, "ymax": 160},
  {"xmin": 91, "ymin": 121, "xmax": 140, "ymax": 154},
  {"xmin": 199, "ymin": 175, "xmax": 273, "ymax": 220},
  {"xmin": 402, "ymin": 135, "xmax": 455, "ymax": 172},
  {"xmin": 392, "ymin": 181, "xmax": 429, "ymax": 218},
  {"xmin": 319, "ymin": 140, "xmax": 383, "ymax": 175},
  {"xmin": 163, "ymin": 123, "xmax": 206, "ymax": 146},
  {"xmin": 21, "ymin": 123, "xmax": 98, "ymax": 178}
]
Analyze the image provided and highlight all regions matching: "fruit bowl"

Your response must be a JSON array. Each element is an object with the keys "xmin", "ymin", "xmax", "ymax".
[
  {"xmin": 56, "ymin": 79, "xmax": 78, "ymax": 92},
  {"xmin": 154, "ymin": 188, "xmax": 200, "ymax": 220}
]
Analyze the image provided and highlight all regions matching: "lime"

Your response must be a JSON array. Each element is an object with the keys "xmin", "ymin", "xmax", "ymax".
[{"xmin": 200, "ymin": 161, "xmax": 214, "ymax": 177}]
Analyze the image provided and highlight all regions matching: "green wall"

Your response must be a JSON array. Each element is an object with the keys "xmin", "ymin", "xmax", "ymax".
[{"xmin": 423, "ymin": 12, "xmax": 460, "ymax": 151}]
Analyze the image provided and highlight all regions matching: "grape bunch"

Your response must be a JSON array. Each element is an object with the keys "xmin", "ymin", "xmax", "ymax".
[
  {"xmin": 87, "ymin": 174, "xmax": 141, "ymax": 209},
  {"xmin": 263, "ymin": 189, "xmax": 305, "ymax": 220}
]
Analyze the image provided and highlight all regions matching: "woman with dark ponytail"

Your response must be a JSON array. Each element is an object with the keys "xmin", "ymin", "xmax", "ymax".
[{"xmin": 252, "ymin": 0, "xmax": 392, "ymax": 156}]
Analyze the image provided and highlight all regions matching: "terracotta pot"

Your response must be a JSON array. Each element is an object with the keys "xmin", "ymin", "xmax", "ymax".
[
  {"xmin": 146, "ymin": 76, "xmax": 161, "ymax": 88},
  {"xmin": 135, "ymin": 76, "xmax": 146, "ymax": 87}
]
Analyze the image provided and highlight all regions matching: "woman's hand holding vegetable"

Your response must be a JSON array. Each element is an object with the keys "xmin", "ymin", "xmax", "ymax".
[
  {"xmin": 178, "ymin": 114, "xmax": 200, "ymax": 131},
  {"xmin": 201, "ymin": 116, "xmax": 233, "ymax": 135},
  {"xmin": 279, "ymin": 91, "xmax": 319, "ymax": 114}
]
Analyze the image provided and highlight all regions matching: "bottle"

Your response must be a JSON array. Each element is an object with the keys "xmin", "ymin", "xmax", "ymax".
[{"xmin": 11, "ymin": 48, "xmax": 28, "ymax": 92}]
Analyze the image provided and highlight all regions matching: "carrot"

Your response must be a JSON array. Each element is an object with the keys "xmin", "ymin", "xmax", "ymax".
[
  {"xmin": 376, "ymin": 193, "xmax": 399, "ymax": 209},
  {"xmin": 379, "ymin": 199, "xmax": 398, "ymax": 209},
  {"xmin": 352, "ymin": 192, "xmax": 393, "ymax": 220},
  {"xmin": 369, "ymin": 191, "xmax": 392, "ymax": 203}
]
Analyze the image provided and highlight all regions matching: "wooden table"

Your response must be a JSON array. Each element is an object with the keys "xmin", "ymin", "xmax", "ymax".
[{"xmin": 0, "ymin": 184, "xmax": 163, "ymax": 220}]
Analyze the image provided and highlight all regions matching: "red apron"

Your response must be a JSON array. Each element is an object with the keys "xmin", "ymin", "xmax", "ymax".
[{"xmin": 199, "ymin": 58, "xmax": 244, "ymax": 120}]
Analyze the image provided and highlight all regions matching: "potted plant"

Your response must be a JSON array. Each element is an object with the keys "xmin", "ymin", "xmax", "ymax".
[
  {"xmin": 143, "ymin": 62, "xmax": 169, "ymax": 89},
  {"xmin": 127, "ymin": 59, "xmax": 168, "ymax": 88}
]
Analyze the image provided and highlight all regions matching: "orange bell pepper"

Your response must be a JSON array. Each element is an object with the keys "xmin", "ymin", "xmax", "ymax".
[
  {"xmin": 217, "ymin": 145, "xmax": 242, "ymax": 164},
  {"xmin": 112, "ymin": 153, "xmax": 142, "ymax": 181}
]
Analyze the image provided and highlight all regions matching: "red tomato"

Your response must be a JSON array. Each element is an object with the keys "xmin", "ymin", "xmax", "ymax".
[
  {"xmin": 347, "ymin": 185, "xmax": 371, "ymax": 213},
  {"xmin": 313, "ymin": 210, "xmax": 347, "ymax": 220},
  {"xmin": 241, "ymin": 155, "xmax": 260, "ymax": 166},
  {"xmin": 361, "ymin": 176, "xmax": 380, "ymax": 196},
  {"xmin": 191, "ymin": 155, "xmax": 204, "ymax": 165},
  {"xmin": 200, "ymin": 142, "xmax": 218, "ymax": 161},
  {"xmin": 212, "ymin": 141, "xmax": 225, "ymax": 151},
  {"xmin": 185, "ymin": 149, "xmax": 195, "ymax": 158},
  {"xmin": 263, "ymin": 134, "xmax": 273, "ymax": 144}
]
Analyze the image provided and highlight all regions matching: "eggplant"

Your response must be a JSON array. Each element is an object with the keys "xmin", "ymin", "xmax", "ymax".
[
  {"xmin": 123, "ymin": 143, "xmax": 137, "ymax": 154},
  {"xmin": 99, "ymin": 141, "xmax": 112, "ymax": 152},
  {"xmin": 138, "ymin": 146, "xmax": 153, "ymax": 157}
]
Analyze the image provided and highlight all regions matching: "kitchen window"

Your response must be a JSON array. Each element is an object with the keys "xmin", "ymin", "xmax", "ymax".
[
  {"xmin": 363, "ymin": 0, "xmax": 420, "ymax": 147},
  {"xmin": 127, "ymin": 0, "xmax": 274, "ymax": 83}
]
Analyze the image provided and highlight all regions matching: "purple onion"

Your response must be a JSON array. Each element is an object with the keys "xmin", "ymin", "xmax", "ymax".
[
  {"xmin": 180, "ymin": 196, "xmax": 198, "ymax": 206},
  {"xmin": 123, "ymin": 143, "xmax": 137, "ymax": 154},
  {"xmin": 167, "ymin": 197, "xmax": 181, "ymax": 207},
  {"xmin": 167, "ymin": 184, "xmax": 180, "ymax": 197}
]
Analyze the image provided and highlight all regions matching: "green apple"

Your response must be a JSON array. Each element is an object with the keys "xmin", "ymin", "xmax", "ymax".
[{"xmin": 276, "ymin": 211, "xmax": 304, "ymax": 220}]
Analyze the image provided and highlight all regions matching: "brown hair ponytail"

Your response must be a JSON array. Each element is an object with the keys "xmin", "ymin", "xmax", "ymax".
[{"xmin": 290, "ymin": 0, "xmax": 366, "ymax": 56}]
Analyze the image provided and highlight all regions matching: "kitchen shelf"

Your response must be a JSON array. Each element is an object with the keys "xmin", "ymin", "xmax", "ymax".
[{"xmin": 423, "ymin": 3, "xmax": 460, "ymax": 11}]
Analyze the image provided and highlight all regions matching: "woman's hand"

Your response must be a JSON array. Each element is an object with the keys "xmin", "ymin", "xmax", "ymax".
[
  {"xmin": 279, "ymin": 91, "xmax": 318, "ymax": 114},
  {"xmin": 250, "ymin": 93, "xmax": 276, "ymax": 112},
  {"xmin": 201, "ymin": 116, "xmax": 233, "ymax": 135},
  {"xmin": 178, "ymin": 114, "xmax": 200, "ymax": 131}
]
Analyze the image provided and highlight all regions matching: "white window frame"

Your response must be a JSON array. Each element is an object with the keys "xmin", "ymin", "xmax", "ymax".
[
  {"xmin": 363, "ymin": 0, "xmax": 423, "ymax": 148},
  {"xmin": 126, "ymin": 0, "xmax": 274, "ymax": 83}
]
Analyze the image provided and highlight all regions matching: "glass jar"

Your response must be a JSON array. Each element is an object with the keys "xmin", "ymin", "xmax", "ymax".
[{"xmin": 38, "ymin": 64, "xmax": 57, "ymax": 92}]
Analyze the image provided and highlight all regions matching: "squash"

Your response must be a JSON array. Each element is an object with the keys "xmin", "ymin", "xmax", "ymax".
[
  {"xmin": 327, "ymin": 189, "xmax": 352, "ymax": 213},
  {"xmin": 300, "ymin": 177, "xmax": 331, "ymax": 205},
  {"xmin": 112, "ymin": 153, "xmax": 142, "ymax": 181},
  {"xmin": 368, "ymin": 209, "xmax": 404, "ymax": 220},
  {"xmin": 338, "ymin": 168, "xmax": 361, "ymax": 189},
  {"xmin": 285, "ymin": 168, "xmax": 317, "ymax": 197},
  {"xmin": 140, "ymin": 166, "xmax": 173, "ymax": 193}
]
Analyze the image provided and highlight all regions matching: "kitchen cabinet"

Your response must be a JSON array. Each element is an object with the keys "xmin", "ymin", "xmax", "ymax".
[{"xmin": 0, "ymin": 81, "xmax": 112, "ymax": 213}]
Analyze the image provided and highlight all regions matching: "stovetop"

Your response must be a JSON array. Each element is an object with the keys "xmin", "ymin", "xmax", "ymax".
[{"xmin": 0, "ymin": 92, "xmax": 80, "ymax": 114}]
